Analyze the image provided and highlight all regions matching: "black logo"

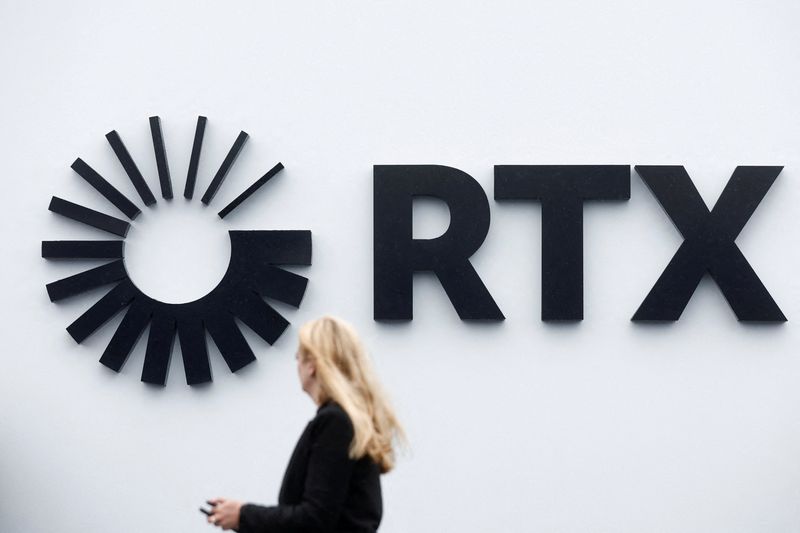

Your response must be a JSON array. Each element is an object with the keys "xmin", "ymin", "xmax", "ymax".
[{"xmin": 43, "ymin": 116, "xmax": 312, "ymax": 386}]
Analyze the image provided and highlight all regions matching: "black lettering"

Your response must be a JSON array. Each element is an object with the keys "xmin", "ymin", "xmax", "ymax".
[
  {"xmin": 632, "ymin": 165, "xmax": 786, "ymax": 321},
  {"xmin": 374, "ymin": 165, "xmax": 503, "ymax": 320}
]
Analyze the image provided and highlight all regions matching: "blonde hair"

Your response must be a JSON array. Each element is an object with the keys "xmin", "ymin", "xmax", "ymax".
[{"xmin": 298, "ymin": 315, "xmax": 407, "ymax": 473}]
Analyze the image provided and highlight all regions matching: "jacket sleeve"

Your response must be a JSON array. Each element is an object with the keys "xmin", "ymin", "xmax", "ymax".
[{"xmin": 237, "ymin": 409, "xmax": 356, "ymax": 533}]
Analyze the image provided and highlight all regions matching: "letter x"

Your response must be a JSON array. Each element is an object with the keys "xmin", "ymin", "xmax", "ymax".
[{"xmin": 633, "ymin": 166, "xmax": 786, "ymax": 322}]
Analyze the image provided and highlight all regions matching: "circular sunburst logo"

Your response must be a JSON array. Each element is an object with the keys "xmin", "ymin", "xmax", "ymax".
[{"xmin": 43, "ymin": 116, "xmax": 312, "ymax": 386}]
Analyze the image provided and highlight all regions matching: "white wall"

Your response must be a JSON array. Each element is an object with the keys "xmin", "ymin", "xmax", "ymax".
[{"xmin": 2, "ymin": 1, "xmax": 800, "ymax": 531}]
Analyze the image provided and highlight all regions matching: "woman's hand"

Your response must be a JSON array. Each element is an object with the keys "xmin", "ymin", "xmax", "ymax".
[{"xmin": 206, "ymin": 497, "xmax": 243, "ymax": 531}]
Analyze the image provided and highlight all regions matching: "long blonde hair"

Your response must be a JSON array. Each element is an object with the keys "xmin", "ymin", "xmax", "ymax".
[{"xmin": 298, "ymin": 315, "xmax": 407, "ymax": 473}]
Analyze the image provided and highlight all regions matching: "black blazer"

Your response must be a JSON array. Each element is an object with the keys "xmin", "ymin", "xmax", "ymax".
[{"xmin": 237, "ymin": 400, "xmax": 383, "ymax": 533}]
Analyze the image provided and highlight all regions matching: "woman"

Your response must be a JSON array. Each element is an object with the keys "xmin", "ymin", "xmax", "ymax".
[{"xmin": 207, "ymin": 315, "xmax": 407, "ymax": 532}]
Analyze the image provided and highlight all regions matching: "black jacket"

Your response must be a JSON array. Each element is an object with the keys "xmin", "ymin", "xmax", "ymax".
[{"xmin": 237, "ymin": 400, "xmax": 383, "ymax": 533}]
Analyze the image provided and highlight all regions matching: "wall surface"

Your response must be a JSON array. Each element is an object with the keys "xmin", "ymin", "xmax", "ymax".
[{"xmin": 2, "ymin": 1, "xmax": 800, "ymax": 532}]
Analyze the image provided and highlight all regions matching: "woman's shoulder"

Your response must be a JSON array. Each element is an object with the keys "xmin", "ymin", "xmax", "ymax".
[
  {"xmin": 316, "ymin": 399, "xmax": 348, "ymax": 419},
  {"xmin": 313, "ymin": 400, "xmax": 354, "ymax": 434}
]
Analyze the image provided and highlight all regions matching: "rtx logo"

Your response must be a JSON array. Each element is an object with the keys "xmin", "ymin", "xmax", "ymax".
[
  {"xmin": 373, "ymin": 165, "xmax": 786, "ymax": 323},
  {"xmin": 44, "ymin": 120, "xmax": 786, "ymax": 388}
]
